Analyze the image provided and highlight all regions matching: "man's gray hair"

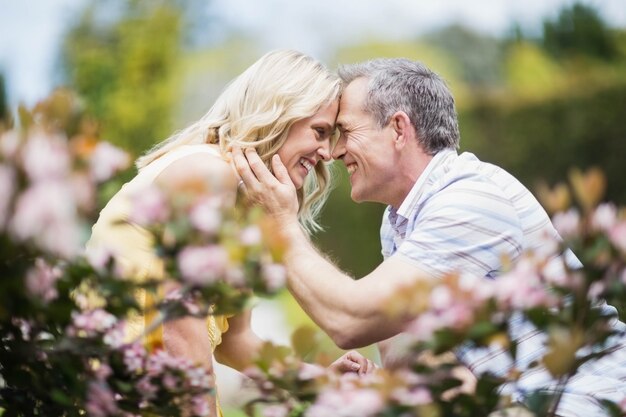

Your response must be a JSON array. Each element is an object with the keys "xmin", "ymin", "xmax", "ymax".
[{"xmin": 338, "ymin": 58, "xmax": 460, "ymax": 154}]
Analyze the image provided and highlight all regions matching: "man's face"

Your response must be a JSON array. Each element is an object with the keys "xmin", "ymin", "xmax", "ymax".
[{"xmin": 333, "ymin": 78, "xmax": 397, "ymax": 205}]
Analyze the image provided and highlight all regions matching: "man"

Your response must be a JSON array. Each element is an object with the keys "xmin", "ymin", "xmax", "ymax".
[{"xmin": 233, "ymin": 58, "xmax": 626, "ymax": 416}]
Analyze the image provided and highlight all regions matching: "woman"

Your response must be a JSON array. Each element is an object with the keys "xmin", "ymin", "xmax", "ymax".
[{"xmin": 86, "ymin": 50, "xmax": 374, "ymax": 416}]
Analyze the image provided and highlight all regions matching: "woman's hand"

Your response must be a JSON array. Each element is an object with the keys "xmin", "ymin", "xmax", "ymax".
[
  {"xmin": 231, "ymin": 147, "xmax": 299, "ymax": 225},
  {"xmin": 328, "ymin": 350, "xmax": 377, "ymax": 376}
]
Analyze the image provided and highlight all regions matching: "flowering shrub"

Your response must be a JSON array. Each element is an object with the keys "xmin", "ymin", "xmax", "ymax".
[
  {"xmin": 3, "ymin": 90, "xmax": 625, "ymax": 417},
  {"xmin": 0, "ymin": 90, "xmax": 285, "ymax": 416},
  {"xmin": 127, "ymin": 176, "xmax": 287, "ymax": 320},
  {"xmin": 241, "ymin": 168, "xmax": 626, "ymax": 417}
]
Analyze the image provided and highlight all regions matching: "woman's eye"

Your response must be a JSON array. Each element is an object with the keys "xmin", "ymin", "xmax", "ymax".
[{"xmin": 315, "ymin": 127, "xmax": 327, "ymax": 137}]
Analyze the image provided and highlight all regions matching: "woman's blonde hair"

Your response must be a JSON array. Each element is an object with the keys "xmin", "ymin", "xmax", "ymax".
[{"xmin": 136, "ymin": 49, "xmax": 342, "ymax": 234}]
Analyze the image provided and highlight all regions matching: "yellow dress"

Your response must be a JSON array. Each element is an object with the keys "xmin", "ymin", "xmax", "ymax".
[{"xmin": 86, "ymin": 144, "xmax": 230, "ymax": 415}]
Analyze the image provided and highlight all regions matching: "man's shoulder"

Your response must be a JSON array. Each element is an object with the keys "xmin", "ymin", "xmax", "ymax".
[{"xmin": 430, "ymin": 152, "xmax": 525, "ymax": 200}]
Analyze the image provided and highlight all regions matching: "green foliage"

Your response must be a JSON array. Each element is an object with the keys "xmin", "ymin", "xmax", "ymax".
[
  {"xmin": 504, "ymin": 42, "xmax": 564, "ymax": 98},
  {"xmin": 542, "ymin": 3, "xmax": 618, "ymax": 61},
  {"xmin": 460, "ymin": 83, "xmax": 626, "ymax": 204},
  {"xmin": 424, "ymin": 25, "xmax": 505, "ymax": 88},
  {"xmin": 314, "ymin": 167, "xmax": 385, "ymax": 278},
  {"xmin": 0, "ymin": 73, "xmax": 8, "ymax": 127},
  {"xmin": 61, "ymin": 0, "xmax": 184, "ymax": 156},
  {"xmin": 331, "ymin": 40, "xmax": 469, "ymax": 107}
]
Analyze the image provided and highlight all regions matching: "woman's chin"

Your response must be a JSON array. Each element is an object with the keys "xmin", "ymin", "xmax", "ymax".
[{"xmin": 289, "ymin": 173, "xmax": 303, "ymax": 190}]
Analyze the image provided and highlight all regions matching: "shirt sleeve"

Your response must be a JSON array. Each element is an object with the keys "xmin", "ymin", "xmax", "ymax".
[{"xmin": 395, "ymin": 178, "xmax": 524, "ymax": 279}]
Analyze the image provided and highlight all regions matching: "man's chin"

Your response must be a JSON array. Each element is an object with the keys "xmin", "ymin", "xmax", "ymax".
[{"xmin": 350, "ymin": 189, "xmax": 363, "ymax": 203}]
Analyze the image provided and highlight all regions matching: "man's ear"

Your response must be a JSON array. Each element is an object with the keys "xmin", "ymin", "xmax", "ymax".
[{"xmin": 390, "ymin": 111, "xmax": 414, "ymax": 149}]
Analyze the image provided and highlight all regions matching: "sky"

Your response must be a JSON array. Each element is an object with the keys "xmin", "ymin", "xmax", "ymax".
[{"xmin": 1, "ymin": 0, "xmax": 625, "ymax": 107}]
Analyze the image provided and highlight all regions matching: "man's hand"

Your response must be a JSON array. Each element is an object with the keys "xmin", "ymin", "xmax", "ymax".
[
  {"xmin": 328, "ymin": 350, "xmax": 377, "ymax": 376},
  {"xmin": 232, "ymin": 147, "xmax": 299, "ymax": 225}
]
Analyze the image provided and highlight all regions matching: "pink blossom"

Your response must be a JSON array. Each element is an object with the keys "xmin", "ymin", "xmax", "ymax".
[
  {"xmin": 533, "ymin": 230, "xmax": 561, "ymax": 259},
  {"xmin": 185, "ymin": 366, "xmax": 213, "ymax": 389},
  {"xmin": 10, "ymin": 181, "xmax": 81, "ymax": 258},
  {"xmin": 459, "ymin": 272, "xmax": 494, "ymax": 302},
  {"xmin": 25, "ymin": 258, "xmax": 61, "ymax": 303},
  {"xmin": 12, "ymin": 317, "xmax": 32, "ymax": 341},
  {"xmin": 588, "ymin": 281, "xmax": 606, "ymax": 301},
  {"xmin": 406, "ymin": 311, "xmax": 441, "ymax": 341},
  {"xmin": 542, "ymin": 257, "xmax": 570, "ymax": 288},
  {"xmin": 429, "ymin": 285, "xmax": 453, "ymax": 310},
  {"xmin": 21, "ymin": 131, "xmax": 71, "ymax": 181},
  {"xmin": 261, "ymin": 263, "xmax": 286, "ymax": 292},
  {"xmin": 0, "ymin": 164, "xmax": 15, "ymax": 229},
  {"xmin": 162, "ymin": 373, "xmax": 179, "ymax": 390},
  {"xmin": 494, "ymin": 259, "xmax": 557, "ymax": 310},
  {"xmin": 298, "ymin": 363, "xmax": 326, "ymax": 380},
  {"xmin": 552, "ymin": 209, "xmax": 580, "ymax": 240},
  {"xmin": 191, "ymin": 395, "xmax": 212, "ymax": 417},
  {"xmin": 609, "ymin": 221, "xmax": 626, "ymax": 253},
  {"xmin": 240, "ymin": 225, "xmax": 262, "ymax": 246},
  {"xmin": 226, "ymin": 267, "xmax": 246, "ymax": 287},
  {"xmin": 89, "ymin": 141, "xmax": 130, "ymax": 182},
  {"xmin": 67, "ymin": 309, "xmax": 117, "ymax": 338},
  {"xmin": 85, "ymin": 381, "xmax": 118, "ymax": 417},
  {"xmin": 103, "ymin": 322, "xmax": 127, "ymax": 348},
  {"xmin": 146, "ymin": 350, "xmax": 194, "ymax": 377},
  {"xmin": 590, "ymin": 203, "xmax": 617, "ymax": 232},
  {"xmin": 620, "ymin": 396, "xmax": 626, "ymax": 413},
  {"xmin": 85, "ymin": 245, "xmax": 115, "ymax": 272},
  {"xmin": 123, "ymin": 343, "xmax": 146, "ymax": 373},
  {"xmin": 0, "ymin": 130, "xmax": 20, "ymax": 159},
  {"xmin": 93, "ymin": 363, "xmax": 112, "ymax": 380},
  {"xmin": 129, "ymin": 186, "xmax": 169, "ymax": 226},
  {"xmin": 178, "ymin": 245, "xmax": 229, "ymax": 286},
  {"xmin": 70, "ymin": 173, "xmax": 96, "ymax": 212},
  {"xmin": 262, "ymin": 404, "xmax": 289, "ymax": 417},
  {"xmin": 306, "ymin": 388, "xmax": 384, "ymax": 417},
  {"xmin": 189, "ymin": 197, "xmax": 222, "ymax": 235},
  {"xmin": 136, "ymin": 376, "xmax": 157, "ymax": 400},
  {"xmin": 438, "ymin": 303, "xmax": 475, "ymax": 329},
  {"xmin": 391, "ymin": 387, "xmax": 432, "ymax": 406}
]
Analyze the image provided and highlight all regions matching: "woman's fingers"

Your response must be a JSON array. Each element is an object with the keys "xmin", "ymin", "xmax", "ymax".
[
  {"xmin": 271, "ymin": 154, "xmax": 292, "ymax": 186},
  {"xmin": 231, "ymin": 147, "xmax": 259, "ymax": 188},
  {"xmin": 243, "ymin": 147, "xmax": 277, "ymax": 184}
]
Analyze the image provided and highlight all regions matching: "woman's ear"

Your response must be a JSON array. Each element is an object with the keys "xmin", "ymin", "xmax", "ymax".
[{"xmin": 390, "ymin": 111, "xmax": 413, "ymax": 149}]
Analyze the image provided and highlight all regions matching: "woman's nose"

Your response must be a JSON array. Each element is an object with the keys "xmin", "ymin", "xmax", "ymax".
[{"xmin": 317, "ymin": 139, "xmax": 331, "ymax": 161}]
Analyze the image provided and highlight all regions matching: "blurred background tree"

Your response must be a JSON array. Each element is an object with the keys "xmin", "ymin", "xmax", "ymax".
[
  {"xmin": 0, "ymin": 73, "xmax": 9, "ymax": 128},
  {"xmin": 61, "ymin": 0, "xmax": 184, "ymax": 157},
  {"xmin": 543, "ymin": 3, "xmax": 618, "ymax": 61}
]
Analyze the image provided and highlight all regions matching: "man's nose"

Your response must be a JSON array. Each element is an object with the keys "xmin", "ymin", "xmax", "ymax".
[{"xmin": 331, "ymin": 134, "xmax": 346, "ymax": 160}]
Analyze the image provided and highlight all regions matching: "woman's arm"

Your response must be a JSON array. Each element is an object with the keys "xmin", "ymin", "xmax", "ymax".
[
  {"xmin": 214, "ymin": 311, "xmax": 264, "ymax": 371},
  {"xmin": 153, "ymin": 151, "xmax": 238, "ymax": 417}
]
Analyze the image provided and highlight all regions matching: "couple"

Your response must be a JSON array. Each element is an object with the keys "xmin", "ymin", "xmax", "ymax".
[{"xmin": 88, "ymin": 50, "xmax": 626, "ymax": 416}]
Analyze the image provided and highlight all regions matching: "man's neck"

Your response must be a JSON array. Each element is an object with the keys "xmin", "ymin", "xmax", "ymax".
[{"xmin": 388, "ymin": 151, "xmax": 434, "ymax": 210}]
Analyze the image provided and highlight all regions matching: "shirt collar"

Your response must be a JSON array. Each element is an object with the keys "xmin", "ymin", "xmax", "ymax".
[{"xmin": 388, "ymin": 149, "xmax": 457, "ymax": 224}]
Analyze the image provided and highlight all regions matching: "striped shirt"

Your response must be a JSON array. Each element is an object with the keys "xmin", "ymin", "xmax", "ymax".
[{"xmin": 380, "ymin": 150, "xmax": 626, "ymax": 416}]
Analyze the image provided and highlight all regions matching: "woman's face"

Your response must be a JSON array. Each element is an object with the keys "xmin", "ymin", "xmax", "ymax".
[{"xmin": 277, "ymin": 100, "xmax": 339, "ymax": 190}]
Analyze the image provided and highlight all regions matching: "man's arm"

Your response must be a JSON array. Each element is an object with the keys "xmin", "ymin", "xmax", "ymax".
[{"xmin": 233, "ymin": 148, "xmax": 432, "ymax": 349}]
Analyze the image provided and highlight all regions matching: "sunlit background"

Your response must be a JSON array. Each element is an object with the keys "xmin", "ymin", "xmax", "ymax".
[{"xmin": 2, "ymin": 0, "xmax": 626, "ymax": 414}]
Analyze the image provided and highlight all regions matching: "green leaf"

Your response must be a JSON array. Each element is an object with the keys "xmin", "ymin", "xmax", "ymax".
[{"xmin": 291, "ymin": 326, "xmax": 319, "ymax": 360}]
